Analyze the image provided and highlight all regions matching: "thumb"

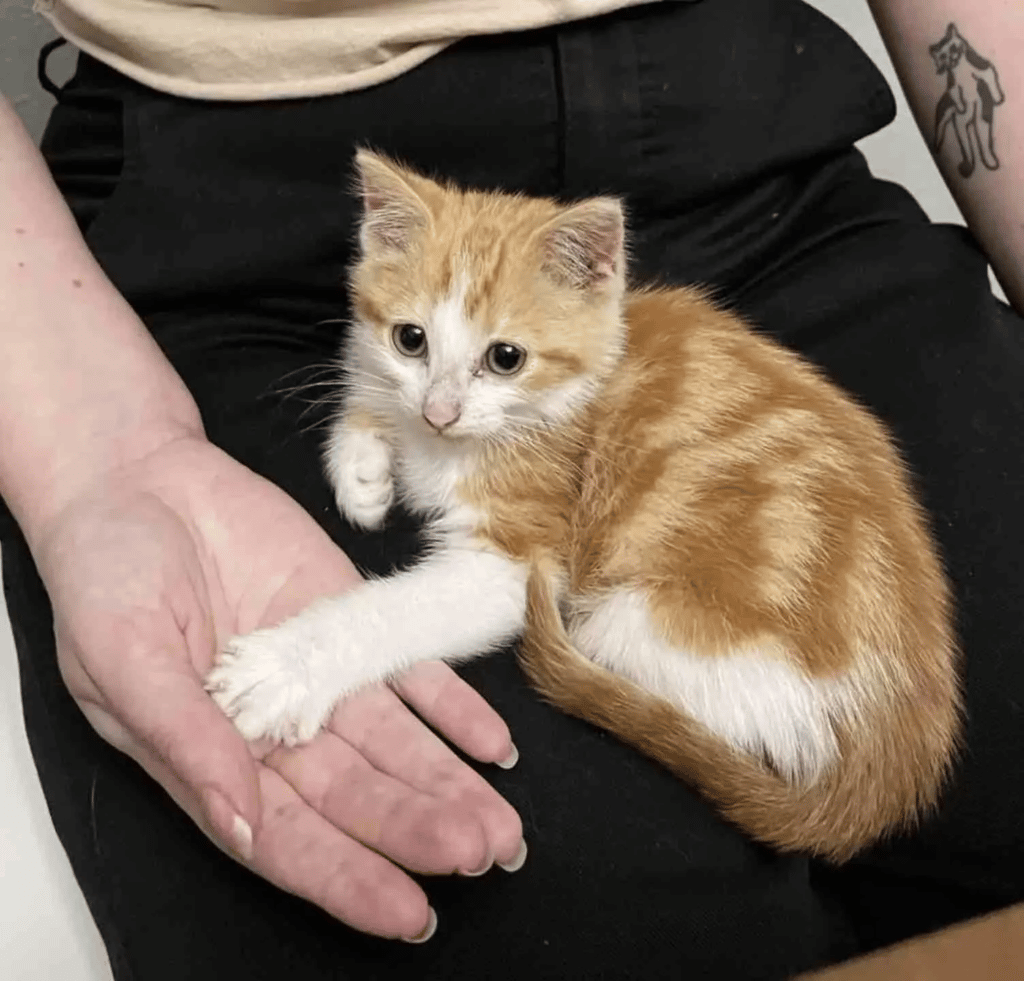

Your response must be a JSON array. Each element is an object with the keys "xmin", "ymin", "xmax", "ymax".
[{"xmin": 101, "ymin": 655, "xmax": 262, "ymax": 861}]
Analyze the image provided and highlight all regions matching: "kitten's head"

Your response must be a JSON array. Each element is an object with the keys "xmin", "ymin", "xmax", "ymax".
[
  {"xmin": 346, "ymin": 150, "xmax": 627, "ymax": 443},
  {"xmin": 930, "ymin": 24, "xmax": 965, "ymax": 74}
]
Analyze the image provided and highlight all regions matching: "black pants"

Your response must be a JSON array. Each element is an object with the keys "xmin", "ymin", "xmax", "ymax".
[{"xmin": 5, "ymin": 1, "xmax": 1024, "ymax": 978}]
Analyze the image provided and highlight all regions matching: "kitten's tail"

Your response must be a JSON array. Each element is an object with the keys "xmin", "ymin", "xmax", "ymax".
[{"xmin": 519, "ymin": 567, "xmax": 956, "ymax": 864}]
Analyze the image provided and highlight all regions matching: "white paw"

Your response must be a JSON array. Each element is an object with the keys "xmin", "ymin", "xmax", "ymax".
[
  {"xmin": 329, "ymin": 427, "xmax": 394, "ymax": 530},
  {"xmin": 206, "ymin": 622, "xmax": 338, "ymax": 746}
]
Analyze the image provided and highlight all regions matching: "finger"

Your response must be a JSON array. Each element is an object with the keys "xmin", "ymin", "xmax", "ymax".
[
  {"xmin": 253, "ymin": 767, "xmax": 435, "ymax": 941},
  {"xmin": 266, "ymin": 729, "xmax": 491, "ymax": 876},
  {"xmin": 109, "ymin": 729, "xmax": 435, "ymax": 942},
  {"xmin": 89, "ymin": 707, "xmax": 257, "ymax": 865},
  {"xmin": 102, "ymin": 647, "xmax": 262, "ymax": 849},
  {"xmin": 391, "ymin": 660, "xmax": 518, "ymax": 768},
  {"xmin": 330, "ymin": 686, "xmax": 524, "ymax": 870}
]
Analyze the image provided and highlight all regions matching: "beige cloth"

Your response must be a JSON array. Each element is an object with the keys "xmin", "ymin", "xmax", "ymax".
[{"xmin": 36, "ymin": 0, "xmax": 662, "ymax": 101}]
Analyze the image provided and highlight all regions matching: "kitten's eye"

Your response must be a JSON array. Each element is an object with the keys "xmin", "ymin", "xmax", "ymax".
[
  {"xmin": 393, "ymin": 323, "xmax": 427, "ymax": 358},
  {"xmin": 485, "ymin": 342, "xmax": 526, "ymax": 376}
]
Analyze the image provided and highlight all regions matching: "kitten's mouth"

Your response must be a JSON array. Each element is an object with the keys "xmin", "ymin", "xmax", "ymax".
[{"xmin": 421, "ymin": 418, "xmax": 465, "ymax": 440}]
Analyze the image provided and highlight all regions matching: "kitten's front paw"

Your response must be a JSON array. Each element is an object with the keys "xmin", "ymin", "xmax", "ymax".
[
  {"xmin": 206, "ymin": 623, "xmax": 338, "ymax": 746},
  {"xmin": 330, "ymin": 428, "xmax": 395, "ymax": 530}
]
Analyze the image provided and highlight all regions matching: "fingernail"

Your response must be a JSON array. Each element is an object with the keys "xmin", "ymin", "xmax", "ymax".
[
  {"xmin": 459, "ymin": 853, "xmax": 492, "ymax": 877},
  {"xmin": 496, "ymin": 743, "xmax": 519, "ymax": 770},
  {"xmin": 403, "ymin": 907, "xmax": 438, "ymax": 944},
  {"xmin": 497, "ymin": 839, "xmax": 528, "ymax": 873},
  {"xmin": 202, "ymin": 789, "xmax": 254, "ymax": 862},
  {"xmin": 231, "ymin": 814, "xmax": 254, "ymax": 862}
]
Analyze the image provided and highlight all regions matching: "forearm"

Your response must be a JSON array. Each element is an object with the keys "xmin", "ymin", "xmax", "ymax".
[
  {"xmin": 0, "ymin": 96, "xmax": 203, "ymax": 549},
  {"xmin": 868, "ymin": 1, "xmax": 1024, "ymax": 315}
]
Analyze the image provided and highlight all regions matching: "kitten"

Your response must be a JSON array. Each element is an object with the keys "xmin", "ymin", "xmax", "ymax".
[{"xmin": 207, "ymin": 150, "xmax": 961, "ymax": 862}]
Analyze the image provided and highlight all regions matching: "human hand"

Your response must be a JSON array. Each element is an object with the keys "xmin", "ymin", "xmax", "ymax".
[{"xmin": 30, "ymin": 435, "xmax": 524, "ymax": 942}]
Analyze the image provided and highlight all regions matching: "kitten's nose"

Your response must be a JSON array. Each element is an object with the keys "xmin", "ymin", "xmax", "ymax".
[{"xmin": 423, "ymin": 397, "xmax": 463, "ymax": 431}]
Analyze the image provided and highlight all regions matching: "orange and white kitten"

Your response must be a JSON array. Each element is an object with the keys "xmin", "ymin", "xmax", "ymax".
[{"xmin": 208, "ymin": 151, "xmax": 961, "ymax": 861}]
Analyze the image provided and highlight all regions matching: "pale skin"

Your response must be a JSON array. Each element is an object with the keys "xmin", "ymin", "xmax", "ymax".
[{"xmin": 0, "ymin": 0, "xmax": 1020, "ymax": 948}]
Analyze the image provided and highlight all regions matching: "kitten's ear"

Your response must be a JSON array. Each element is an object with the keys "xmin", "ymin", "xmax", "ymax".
[
  {"xmin": 353, "ymin": 149, "xmax": 432, "ymax": 252},
  {"xmin": 541, "ymin": 198, "xmax": 625, "ymax": 291}
]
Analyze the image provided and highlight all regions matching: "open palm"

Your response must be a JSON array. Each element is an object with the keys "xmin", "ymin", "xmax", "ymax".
[{"xmin": 33, "ymin": 435, "xmax": 523, "ymax": 942}]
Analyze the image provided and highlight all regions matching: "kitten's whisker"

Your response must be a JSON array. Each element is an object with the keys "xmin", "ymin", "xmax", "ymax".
[
  {"xmin": 267, "ymin": 369, "xmax": 346, "ymax": 402},
  {"xmin": 273, "ymin": 382, "xmax": 345, "ymax": 402},
  {"xmin": 295, "ymin": 417, "xmax": 337, "ymax": 438},
  {"xmin": 271, "ymin": 361, "xmax": 340, "ymax": 384},
  {"xmin": 294, "ymin": 394, "xmax": 346, "ymax": 418}
]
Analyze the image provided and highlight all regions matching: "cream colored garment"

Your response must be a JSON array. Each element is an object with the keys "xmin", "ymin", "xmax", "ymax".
[{"xmin": 37, "ymin": 0, "xmax": 663, "ymax": 101}]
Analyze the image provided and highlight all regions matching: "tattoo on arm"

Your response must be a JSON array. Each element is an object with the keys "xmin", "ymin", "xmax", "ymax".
[{"xmin": 929, "ymin": 23, "xmax": 1006, "ymax": 178}]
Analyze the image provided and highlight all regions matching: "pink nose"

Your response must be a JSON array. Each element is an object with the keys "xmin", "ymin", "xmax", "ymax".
[{"xmin": 423, "ymin": 398, "xmax": 462, "ymax": 431}]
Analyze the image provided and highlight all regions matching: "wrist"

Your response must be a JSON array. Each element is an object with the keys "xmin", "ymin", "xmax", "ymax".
[
  {"xmin": 6, "ymin": 409, "xmax": 207, "ymax": 559},
  {"xmin": 0, "ymin": 262, "xmax": 206, "ymax": 552}
]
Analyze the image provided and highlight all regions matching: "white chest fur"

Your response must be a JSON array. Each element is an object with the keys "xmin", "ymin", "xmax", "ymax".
[{"xmin": 394, "ymin": 425, "xmax": 482, "ymax": 532}]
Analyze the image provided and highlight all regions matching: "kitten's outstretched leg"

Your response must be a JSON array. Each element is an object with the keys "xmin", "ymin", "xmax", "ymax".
[
  {"xmin": 325, "ymin": 415, "xmax": 394, "ymax": 529},
  {"xmin": 207, "ymin": 547, "xmax": 527, "ymax": 744}
]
